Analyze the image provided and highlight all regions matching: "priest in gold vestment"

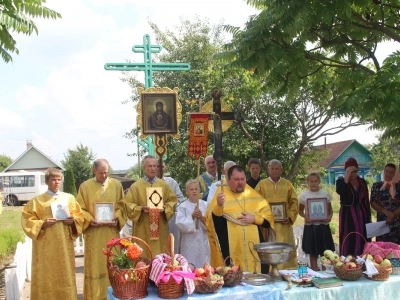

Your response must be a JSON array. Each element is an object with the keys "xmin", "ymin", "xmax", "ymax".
[
  {"xmin": 205, "ymin": 165, "xmax": 275, "ymax": 274},
  {"xmin": 77, "ymin": 159, "xmax": 125, "ymax": 300},
  {"xmin": 255, "ymin": 159, "xmax": 298, "ymax": 269},
  {"xmin": 21, "ymin": 168, "xmax": 84, "ymax": 300},
  {"xmin": 123, "ymin": 155, "xmax": 178, "ymax": 257}
]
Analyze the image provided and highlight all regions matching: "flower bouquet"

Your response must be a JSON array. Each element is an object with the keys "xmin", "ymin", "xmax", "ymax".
[{"xmin": 104, "ymin": 236, "xmax": 153, "ymax": 300}]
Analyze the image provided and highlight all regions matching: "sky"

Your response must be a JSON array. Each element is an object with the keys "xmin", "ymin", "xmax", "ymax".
[{"xmin": 0, "ymin": 0, "xmax": 393, "ymax": 170}]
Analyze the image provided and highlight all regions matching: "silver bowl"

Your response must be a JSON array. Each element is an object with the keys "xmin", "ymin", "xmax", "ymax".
[
  {"xmin": 251, "ymin": 242, "xmax": 295, "ymax": 281},
  {"xmin": 253, "ymin": 242, "xmax": 294, "ymax": 265}
]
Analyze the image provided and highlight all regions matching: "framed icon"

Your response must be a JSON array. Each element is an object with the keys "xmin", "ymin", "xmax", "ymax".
[
  {"xmin": 141, "ymin": 93, "xmax": 178, "ymax": 134},
  {"xmin": 51, "ymin": 198, "xmax": 70, "ymax": 221},
  {"xmin": 193, "ymin": 123, "xmax": 205, "ymax": 136},
  {"xmin": 270, "ymin": 202, "xmax": 286, "ymax": 222},
  {"xmin": 94, "ymin": 202, "xmax": 115, "ymax": 224},
  {"xmin": 306, "ymin": 198, "xmax": 328, "ymax": 221},
  {"xmin": 146, "ymin": 187, "xmax": 164, "ymax": 209}
]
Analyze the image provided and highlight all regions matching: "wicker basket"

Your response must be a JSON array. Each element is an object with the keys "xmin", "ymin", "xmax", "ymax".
[
  {"xmin": 363, "ymin": 247, "xmax": 392, "ymax": 281},
  {"xmin": 217, "ymin": 256, "xmax": 243, "ymax": 287},
  {"xmin": 334, "ymin": 263, "xmax": 362, "ymax": 281},
  {"xmin": 157, "ymin": 265, "xmax": 185, "ymax": 299},
  {"xmin": 107, "ymin": 236, "xmax": 153, "ymax": 300},
  {"xmin": 387, "ymin": 251, "xmax": 400, "ymax": 275},
  {"xmin": 194, "ymin": 276, "xmax": 224, "ymax": 293}
]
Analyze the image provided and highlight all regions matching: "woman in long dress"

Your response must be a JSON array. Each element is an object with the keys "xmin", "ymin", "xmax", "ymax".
[
  {"xmin": 370, "ymin": 163, "xmax": 400, "ymax": 243},
  {"xmin": 336, "ymin": 158, "xmax": 371, "ymax": 256}
]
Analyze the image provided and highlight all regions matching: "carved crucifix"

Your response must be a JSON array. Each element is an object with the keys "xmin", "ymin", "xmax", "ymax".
[{"xmin": 209, "ymin": 88, "xmax": 243, "ymax": 181}]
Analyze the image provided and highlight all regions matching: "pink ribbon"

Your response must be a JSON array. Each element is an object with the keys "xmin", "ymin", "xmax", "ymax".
[{"xmin": 156, "ymin": 270, "xmax": 196, "ymax": 284}]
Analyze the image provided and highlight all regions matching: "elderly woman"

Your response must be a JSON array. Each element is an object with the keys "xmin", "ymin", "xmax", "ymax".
[
  {"xmin": 336, "ymin": 158, "xmax": 371, "ymax": 256},
  {"xmin": 371, "ymin": 163, "xmax": 400, "ymax": 244}
]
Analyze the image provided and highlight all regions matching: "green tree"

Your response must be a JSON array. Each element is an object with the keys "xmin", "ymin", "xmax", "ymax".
[
  {"xmin": 370, "ymin": 136, "xmax": 400, "ymax": 175},
  {"xmin": 0, "ymin": 0, "xmax": 61, "ymax": 63},
  {"xmin": 122, "ymin": 18, "xmax": 349, "ymax": 184},
  {"xmin": 127, "ymin": 164, "xmax": 141, "ymax": 180},
  {"xmin": 61, "ymin": 143, "xmax": 96, "ymax": 184},
  {"xmin": 122, "ymin": 18, "xmax": 300, "ymax": 184},
  {"xmin": 0, "ymin": 154, "xmax": 12, "ymax": 172},
  {"xmin": 63, "ymin": 167, "xmax": 77, "ymax": 197},
  {"xmin": 220, "ymin": 0, "xmax": 400, "ymax": 137}
]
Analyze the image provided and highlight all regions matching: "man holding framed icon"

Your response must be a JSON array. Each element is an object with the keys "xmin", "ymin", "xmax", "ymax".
[
  {"xmin": 76, "ymin": 159, "xmax": 125, "ymax": 300},
  {"xmin": 255, "ymin": 159, "xmax": 299, "ymax": 269}
]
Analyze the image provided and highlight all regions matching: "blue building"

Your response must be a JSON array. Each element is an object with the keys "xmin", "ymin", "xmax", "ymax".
[{"xmin": 314, "ymin": 139, "xmax": 377, "ymax": 185}]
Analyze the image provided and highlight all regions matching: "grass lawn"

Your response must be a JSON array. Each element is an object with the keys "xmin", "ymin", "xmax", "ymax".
[{"xmin": 0, "ymin": 206, "xmax": 24, "ymax": 262}]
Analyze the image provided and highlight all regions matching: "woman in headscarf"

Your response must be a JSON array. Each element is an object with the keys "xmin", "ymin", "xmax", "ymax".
[
  {"xmin": 370, "ymin": 163, "xmax": 400, "ymax": 244},
  {"xmin": 336, "ymin": 158, "xmax": 371, "ymax": 256}
]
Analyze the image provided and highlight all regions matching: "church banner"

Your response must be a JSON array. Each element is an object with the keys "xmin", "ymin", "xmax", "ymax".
[{"xmin": 188, "ymin": 113, "xmax": 209, "ymax": 159}]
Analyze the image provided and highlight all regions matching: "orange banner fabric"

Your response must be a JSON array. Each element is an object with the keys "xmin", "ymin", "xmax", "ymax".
[{"xmin": 188, "ymin": 113, "xmax": 209, "ymax": 159}]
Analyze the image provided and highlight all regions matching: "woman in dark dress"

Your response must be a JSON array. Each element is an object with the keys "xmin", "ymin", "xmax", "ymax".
[
  {"xmin": 336, "ymin": 158, "xmax": 371, "ymax": 256},
  {"xmin": 370, "ymin": 163, "xmax": 400, "ymax": 244}
]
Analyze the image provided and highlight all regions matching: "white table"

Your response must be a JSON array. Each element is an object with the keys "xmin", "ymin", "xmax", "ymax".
[{"xmin": 107, "ymin": 283, "xmax": 284, "ymax": 300}]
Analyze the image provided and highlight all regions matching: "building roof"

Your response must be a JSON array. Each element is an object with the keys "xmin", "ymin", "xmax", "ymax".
[
  {"xmin": 4, "ymin": 145, "xmax": 64, "ymax": 172},
  {"xmin": 313, "ymin": 139, "xmax": 355, "ymax": 168}
]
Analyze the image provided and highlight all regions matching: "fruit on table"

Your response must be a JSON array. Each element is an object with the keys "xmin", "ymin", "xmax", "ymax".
[
  {"xmin": 135, "ymin": 261, "xmax": 146, "ymax": 268},
  {"xmin": 381, "ymin": 259, "xmax": 392, "ymax": 267}
]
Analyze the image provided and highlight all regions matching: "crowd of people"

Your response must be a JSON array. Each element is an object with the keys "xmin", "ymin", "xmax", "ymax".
[{"xmin": 20, "ymin": 155, "xmax": 400, "ymax": 300}]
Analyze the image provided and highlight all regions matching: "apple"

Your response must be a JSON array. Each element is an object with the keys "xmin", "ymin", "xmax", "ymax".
[
  {"xmin": 335, "ymin": 261, "xmax": 343, "ymax": 267},
  {"xmin": 333, "ymin": 257, "xmax": 341, "ymax": 264},
  {"xmin": 135, "ymin": 261, "xmax": 146, "ymax": 268},
  {"xmin": 346, "ymin": 262, "xmax": 357, "ymax": 269},
  {"xmin": 195, "ymin": 268, "xmax": 205, "ymax": 277},
  {"xmin": 362, "ymin": 254, "xmax": 373, "ymax": 261},
  {"xmin": 204, "ymin": 264, "xmax": 214, "ymax": 275},
  {"xmin": 231, "ymin": 265, "xmax": 239, "ymax": 272},
  {"xmin": 324, "ymin": 259, "xmax": 332, "ymax": 265},
  {"xmin": 320, "ymin": 256, "xmax": 327, "ymax": 264},
  {"xmin": 329, "ymin": 254, "xmax": 340, "ymax": 262},
  {"xmin": 381, "ymin": 259, "xmax": 392, "ymax": 267},
  {"xmin": 346, "ymin": 255, "xmax": 353, "ymax": 261},
  {"xmin": 324, "ymin": 250, "xmax": 334, "ymax": 258},
  {"xmin": 374, "ymin": 255, "xmax": 383, "ymax": 264}
]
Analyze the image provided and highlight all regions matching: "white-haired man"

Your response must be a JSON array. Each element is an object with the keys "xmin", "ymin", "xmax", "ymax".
[
  {"xmin": 197, "ymin": 155, "xmax": 218, "ymax": 201},
  {"xmin": 255, "ymin": 159, "xmax": 298, "ymax": 269}
]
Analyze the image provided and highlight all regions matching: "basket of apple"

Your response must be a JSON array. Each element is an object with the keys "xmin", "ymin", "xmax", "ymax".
[
  {"xmin": 193, "ymin": 263, "xmax": 224, "ymax": 293},
  {"xmin": 215, "ymin": 256, "xmax": 243, "ymax": 287},
  {"xmin": 362, "ymin": 250, "xmax": 392, "ymax": 281},
  {"xmin": 319, "ymin": 250, "xmax": 339, "ymax": 273},
  {"xmin": 320, "ymin": 249, "xmax": 363, "ymax": 281}
]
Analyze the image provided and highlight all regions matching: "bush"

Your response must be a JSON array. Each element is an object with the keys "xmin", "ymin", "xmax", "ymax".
[
  {"xmin": 0, "ymin": 228, "xmax": 24, "ymax": 259},
  {"xmin": 330, "ymin": 223, "xmax": 337, "ymax": 235}
]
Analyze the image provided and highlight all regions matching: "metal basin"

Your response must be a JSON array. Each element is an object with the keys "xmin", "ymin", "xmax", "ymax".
[{"xmin": 253, "ymin": 242, "xmax": 294, "ymax": 265}]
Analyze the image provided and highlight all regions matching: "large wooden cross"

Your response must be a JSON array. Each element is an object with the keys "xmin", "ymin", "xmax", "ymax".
[
  {"xmin": 104, "ymin": 34, "xmax": 190, "ymax": 177},
  {"xmin": 210, "ymin": 88, "xmax": 243, "ymax": 181}
]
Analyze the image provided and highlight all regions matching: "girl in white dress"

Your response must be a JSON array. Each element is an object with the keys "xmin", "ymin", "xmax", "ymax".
[{"xmin": 176, "ymin": 179, "xmax": 210, "ymax": 268}]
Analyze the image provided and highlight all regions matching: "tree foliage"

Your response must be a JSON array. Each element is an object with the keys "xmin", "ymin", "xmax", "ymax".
[
  {"xmin": 61, "ymin": 143, "xmax": 96, "ymax": 184},
  {"xmin": 122, "ymin": 18, "xmax": 301, "ymax": 184},
  {"xmin": 369, "ymin": 135, "xmax": 400, "ymax": 175},
  {"xmin": 63, "ymin": 166, "xmax": 77, "ymax": 197},
  {"xmin": 0, "ymin": 154, "xmax": 12, "ymax": 172},
  {"xmin": 219, "ymin": 0, "xmax": 400, "ymax": 137},
  {"xmin": 0, "ymin": 0, "xmax": 61, "ymax": 63}
]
